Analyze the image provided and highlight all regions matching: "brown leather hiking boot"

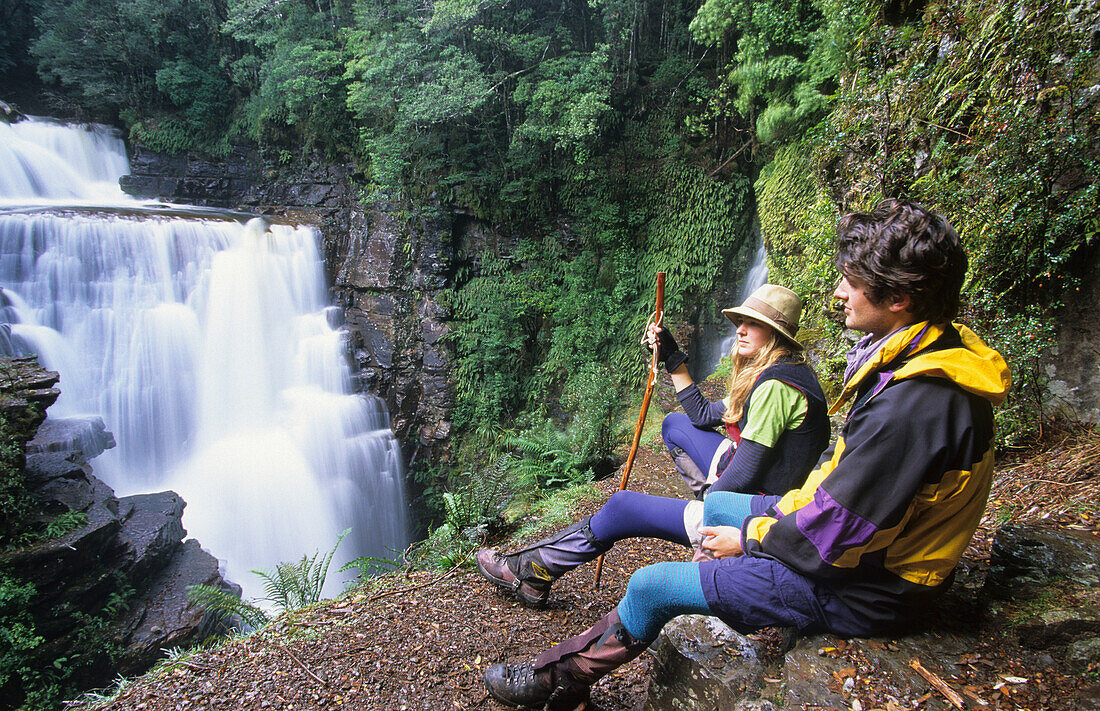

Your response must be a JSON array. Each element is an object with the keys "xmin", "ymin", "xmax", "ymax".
[
  {"xmin": 475, "ymin": 518, "xmax": 610, "ymax": 608},
  {"xmin": 475, "ymin": 547, "xmax": 553, "ymax": 608},
  {"xmin": 482, "ymin": 662, "xmax": 589, "ymax": 710},
  {"xmin": 484, "ymin": 609, "xmax": 649, "ymax": 709}
]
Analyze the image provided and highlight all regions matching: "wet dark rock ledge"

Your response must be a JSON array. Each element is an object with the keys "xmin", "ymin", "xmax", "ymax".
[{"xmin": 0, "ymin": 357, "xmax": 239, "ymax": 694}]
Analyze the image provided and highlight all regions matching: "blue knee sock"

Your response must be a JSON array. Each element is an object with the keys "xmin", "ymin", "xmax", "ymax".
[
  {"xmin": 701, "ymin": 491, "xmax": 755, "ymax": 529},
  {"xmin": 616, "ymin": 562, "xmax": 710, "ymax": 641}
]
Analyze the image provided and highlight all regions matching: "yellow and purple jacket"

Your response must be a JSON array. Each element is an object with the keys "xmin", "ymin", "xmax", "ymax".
[{"xmin": 742, "ymin": 322, "xmax": 1011, "ymax": 629}]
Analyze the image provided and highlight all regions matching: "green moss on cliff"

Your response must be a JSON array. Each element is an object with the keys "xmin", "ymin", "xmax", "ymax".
[{"xmin": 758, "ymin": 0, "xmax": 1099, "ymax": 443}]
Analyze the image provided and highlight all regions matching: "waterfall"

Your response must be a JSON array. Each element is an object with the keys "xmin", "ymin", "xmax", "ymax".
[
  {"xmin": 713, "ymin": 234, "xmax": 769, "ymax": 370},
  {"xmin": 0, "ymin": 117, "xmax": 131, "ymax": 203},
  {"xmin": 0, "ymin": 117, "xmax": 408, "ymax": 598}
]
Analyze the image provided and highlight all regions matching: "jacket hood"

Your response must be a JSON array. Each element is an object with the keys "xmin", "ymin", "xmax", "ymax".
[{"xmin": 830, "ymin": 321, "xmax": 1012, "ymax": 415}]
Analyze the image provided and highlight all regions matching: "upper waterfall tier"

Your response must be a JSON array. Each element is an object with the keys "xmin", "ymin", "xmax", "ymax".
[{"xmin": 0, "ymin": 117, "xmax": 132, "ymax": 204}]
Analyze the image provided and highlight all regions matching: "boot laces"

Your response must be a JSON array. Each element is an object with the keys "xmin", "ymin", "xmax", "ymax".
[{"xmin": 504, "ymin": 663, "xmax": 536, "ymax": 691}]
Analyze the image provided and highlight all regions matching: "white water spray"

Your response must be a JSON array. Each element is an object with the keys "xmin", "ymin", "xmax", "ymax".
[
  {"xmin": 713, "ymin": 235, "xmax": 769, "ymax": 370},
  {"xmin": 0, "ymin": 117, "xmax": 408, "ymax": 597}
]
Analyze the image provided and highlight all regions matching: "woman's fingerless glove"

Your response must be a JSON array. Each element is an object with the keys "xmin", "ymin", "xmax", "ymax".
[{"xmin": 653, "ymin": 329, "xmax": 689, "ymax": 373}]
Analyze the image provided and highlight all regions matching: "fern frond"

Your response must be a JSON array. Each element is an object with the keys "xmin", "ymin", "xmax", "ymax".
[
  {"xmin": 252, "ymin": 529, "xmax": 348, "ymax": 612},
  {"xmin": 187, "ymin": 583, "xmax": 270, "ymax": 630}
]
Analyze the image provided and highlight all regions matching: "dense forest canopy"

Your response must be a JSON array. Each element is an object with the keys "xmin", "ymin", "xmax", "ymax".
[
  {"xmin": 1, "ymin": 0, "xmax": 1096, "ymax": 502},
  {"xmin": 1, "ymin": 0, "xmax": 1096, "ymax": 512},
  {"xmin": 1, "ymin": 2, "xmax": 1097, "ymax": 707}
]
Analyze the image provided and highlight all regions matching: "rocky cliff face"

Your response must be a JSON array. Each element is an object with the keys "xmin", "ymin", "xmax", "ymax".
[
  {"xmin": 1046, "ymin": 244, "xmax": 1100, "ymax": 423},
  {"xmin": 0, "ymin": 358, "xmax": 239, "ymax": 705}
]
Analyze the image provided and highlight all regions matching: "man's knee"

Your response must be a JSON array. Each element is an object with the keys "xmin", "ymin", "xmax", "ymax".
[
  {"xmin": 703, "ymin": 490, "xmax": 754, "ymax": 528},
  {"xmin": 625, "ymin": 562, "xmax": 677, "ymax": 603}
]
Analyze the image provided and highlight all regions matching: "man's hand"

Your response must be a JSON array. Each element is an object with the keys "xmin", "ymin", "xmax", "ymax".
[{"xmin": 698, "ymin": 525, "xmax": 743, "ymax": 558}]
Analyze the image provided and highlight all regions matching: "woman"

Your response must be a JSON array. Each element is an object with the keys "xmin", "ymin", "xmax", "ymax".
[
  {"xmin": 654, "ymin": 283, "xmax": 828, "ymax": 499},
  {"xmin": 474, "ymin": 285, "xmax": 828, "ymax": 610}
]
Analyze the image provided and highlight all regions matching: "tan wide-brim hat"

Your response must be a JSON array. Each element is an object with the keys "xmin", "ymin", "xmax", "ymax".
[{"xmin": 721, "ymin": 284, "xmax": 804, "ymax": 349}]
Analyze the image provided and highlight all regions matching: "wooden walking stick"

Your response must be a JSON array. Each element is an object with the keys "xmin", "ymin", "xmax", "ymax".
[{"xmin": 593, "ymin": 271, "xmax": 665, "ymax": 588}]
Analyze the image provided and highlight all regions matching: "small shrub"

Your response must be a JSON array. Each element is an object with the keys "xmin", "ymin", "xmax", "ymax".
[{"xmin": 405, "ymin": 455, "xmax": 516, "ymax": 570}]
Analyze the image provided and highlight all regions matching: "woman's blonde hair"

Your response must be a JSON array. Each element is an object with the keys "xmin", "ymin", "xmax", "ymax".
[{"xmin": 722, "ymin": 325, "xmax": 805, "ymax": 424}]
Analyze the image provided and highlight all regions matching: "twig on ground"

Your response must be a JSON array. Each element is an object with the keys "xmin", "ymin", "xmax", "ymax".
[
  {"xmin": 910, "ymin": 658, "xmax": 964, "ymax": 709},
  {"xmin": 368, "ymin": 557, "xmax": 469, "ymax": 602},
  {"xmin": 276, "ymin": 642, "xmax": 328, "ymax": 686}
]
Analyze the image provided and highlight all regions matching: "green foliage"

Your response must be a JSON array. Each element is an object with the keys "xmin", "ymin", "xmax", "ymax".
[
  {"xmin": 42, "ymin": 510, "xmax": 87, "ymax": 539},
  {"xmin": 641, "ymin": 162, "xmax": 752, "ymax": 309},
  {"xmin": 508, "ymin": 482, "xmax": 602, "ymax": 542},
  {"xmin": 0, "ymin": 568, "xmax": 133, "ymax": 711},
  {"xmin": 223, "ymin": 0, "xmax": 354, "ymax": 153},
  {"xmin": 339, "ymin": 554, "xmax": 400, "ymax": 580},
  {"xmin": 187, "ymin": 583, "xmax": 270, "ymax": 631},
  {"xmin": 407, "ymin": 453, "xmax": 515, "ymax": 569},
  {"xmin": 447, "ymin": 246, "xmax": 553, "ymax": 430},
  {"xmin": 342, "ymin": 0, "xmax": 627, "ymax": 212},
  {"xmin": 968, "ymin": 301, "xmax": 1058, "ymax": 448},
  {"xmin": 189, "ymin": 529, "xmax": 350, "ymax": 632},
  {"xmin": 0, "ymin": 417, "xmax": 33, "ymax": 548},
  {"xmin": 689, "ymin": 0, "xmax": 842, "ymax": 147},
  {"xmin": 755, "ymin": 140, "xmax": 841, "ymax": 339},
  {"xmin": 255, "ymin": 528, "xmax": 348, "ymax": 612},
  {"xmin": 77, "ymin": 674, "xmax": 132, "ymax": 706},
  {"xmin": 504, "ymin": 365, "xmax": 627, "ymax": 491},
  {"xmin": 0, "ymin": 0, "xmax": 43, "ymax": 82},
  {"xmin": 505, "ymin": 422, "xmax": 594, "ymax": 492},
  {"xmin": 32, "ymin": 0, "xmax": 232, "ymax": 149},
  {"xmin": 0, "ymin": 572, "xmax": 45, "ymax": 701},
  {"xmin": 510, "ymin": 46, "xmax": 614, "ymax": 163}
]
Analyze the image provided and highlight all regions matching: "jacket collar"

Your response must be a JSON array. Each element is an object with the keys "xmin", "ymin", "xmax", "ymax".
[{"xmin": 829, "ymin": 321, "xmax": 1011, "ymax": 415}]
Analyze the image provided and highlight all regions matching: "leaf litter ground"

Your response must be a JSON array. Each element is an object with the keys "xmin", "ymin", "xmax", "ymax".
[{"xmin": 73, "ymin": 421, "xmax": 1099, "ymax": 711}]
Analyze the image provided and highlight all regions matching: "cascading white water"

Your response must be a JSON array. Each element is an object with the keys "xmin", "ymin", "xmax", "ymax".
[
  {"xmin": 0, "ymin": 117, "xmax": 408, "ymax": 598},
  {"xmin": 0, "ymin": 117, "xmax": 131, "ymax": 204},
  {"xmin": 713, "ymin": 235, "xmax": 769, "ymax": 370}
]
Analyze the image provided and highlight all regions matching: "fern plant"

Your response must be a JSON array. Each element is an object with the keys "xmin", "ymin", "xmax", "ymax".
[
  {"xmin": 186, "ymin": 584, "xmax": 270, "ymax": 630},
  {"xmin": 505, "ymin": 424, "xmax": 582, "ymax": 491},
  {"xmin": 188, "ymin": 529, "xmax": 350, "ymax": 631},
  {"xmin": 255, "ymin": 528, "xmax": 349, "ymax": 611},
  {"xmin": 406, "ymin": 453, "xmax": 516, "ymax": 569}
]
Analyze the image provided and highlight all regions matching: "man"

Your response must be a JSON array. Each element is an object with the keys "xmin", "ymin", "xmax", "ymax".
[{"xmin": 482, "ymin": 198, "xmax": 1012, "ymax": 710}]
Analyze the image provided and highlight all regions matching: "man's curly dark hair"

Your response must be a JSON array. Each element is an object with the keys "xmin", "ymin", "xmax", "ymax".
[{"xmin": 835, "ymin": 198, "xmax": 968, "ymax": 324}]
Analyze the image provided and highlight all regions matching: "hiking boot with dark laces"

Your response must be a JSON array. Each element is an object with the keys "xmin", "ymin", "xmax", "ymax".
[
  {"xmin": 475, "ymin": 518, "xmax": 610, "ymax": 608},
  {"xmin": 482, "ymin": 662, "xmax": 589, "ymax": 710}
]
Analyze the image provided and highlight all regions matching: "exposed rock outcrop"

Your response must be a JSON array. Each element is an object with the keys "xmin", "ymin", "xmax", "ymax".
[
  {"xmin": 647, "ymin": 524, "xmax": 1100, "ymax": 710},
  {"xmin": 0, "ymin": 357, "xmax": 239, "ymax": 703},
  {"xmin": 1046, "ymin": 242, "xmax": 1100, "ymax": 423},
  {"xmin": 120, "ymin": 146, "xmax": 260, "ymax": 209}
]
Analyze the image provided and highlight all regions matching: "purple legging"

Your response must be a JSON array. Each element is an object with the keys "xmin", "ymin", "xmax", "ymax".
[
  {"xmin": 588, "ymin": 490, "xmax": 690, "ymax": 546},
  {"xmin": 661, "ymin": 412, "xmax": 727, "ymax": 474}
]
